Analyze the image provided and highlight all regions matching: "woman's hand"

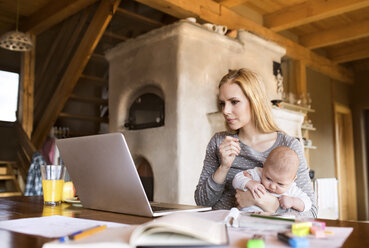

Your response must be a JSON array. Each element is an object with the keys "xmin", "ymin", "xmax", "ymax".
[
  {"xmin": 219, "ymin": 136, "xmax": 240, "ymax": 169},
  {"xmin": 235, "ymin": 190, "xmax": 279, "ymax": 213},
  {"xmin": 213, "ymin": 136, "xmax": 240, "ymax": 184}
]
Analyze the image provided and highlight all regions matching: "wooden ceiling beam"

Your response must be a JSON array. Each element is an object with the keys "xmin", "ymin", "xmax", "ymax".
[
  {"xmin": 21, "ymin": 0, "xmax": 98, "ymax": 35},
  {"xmin": 264, "ymin": 0, "xmax": 369, "ymax": 32},
  {"xmin": 300, "ymin": 19, "xmax": 369, "ymax": 49},
  {"xmin": 328, "ymin": 41, "xmax": 369, "ymax": 64},
  {"xmin": 217, "ymin": 0, "xmax": 249, "ymax": 8},
  {"xmin": 31, "ymin": 0, "xmax": 121, "ymax": 149},
  {"xmin": 116, "ymin": 7, "xmax": 163, "ymax": 26},
  {"xmin": 135, "ymin": 0, "xmax": 353, "ymax": 84}
]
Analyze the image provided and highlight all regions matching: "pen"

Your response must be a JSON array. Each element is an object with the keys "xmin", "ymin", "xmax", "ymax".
[
  {"xmin": 59, "ymin": 225, "xmax": 107, "ymax": 242},
  {"xmin": 250, "ymin": 214, "xmax": 295, "ymax": 222}
]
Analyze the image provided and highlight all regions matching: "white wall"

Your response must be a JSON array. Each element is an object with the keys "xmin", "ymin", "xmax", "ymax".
[{"xmin": 307, "ymin": 68, "xmax": 336, "ymax": 177}]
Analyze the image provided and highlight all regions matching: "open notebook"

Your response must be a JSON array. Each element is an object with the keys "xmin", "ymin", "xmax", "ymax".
[{"xmin": 56, "ymin": 132, "xmax": 211, "ymax": 217}]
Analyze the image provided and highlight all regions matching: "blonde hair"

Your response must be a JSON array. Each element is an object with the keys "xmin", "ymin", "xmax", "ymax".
[{"xmin": 219, "ymin": 68, "xmax": 280, "ymax": 133}]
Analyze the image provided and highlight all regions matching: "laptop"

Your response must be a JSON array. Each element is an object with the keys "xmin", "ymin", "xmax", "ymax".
[{"xmin": 56, "ymin": 132, "xmax": 211, "ymax": 217}]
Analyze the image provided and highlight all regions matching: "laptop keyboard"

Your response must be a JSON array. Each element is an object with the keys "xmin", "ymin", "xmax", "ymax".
[{"xmin": 150, "ymin": 205, "xmax": 176, "ymax": 212}]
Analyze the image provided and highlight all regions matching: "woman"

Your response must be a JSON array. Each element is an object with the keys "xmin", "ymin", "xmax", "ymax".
[{"xmin": 194, "ymin": 68, "xmax": 317, "ymax": 217}]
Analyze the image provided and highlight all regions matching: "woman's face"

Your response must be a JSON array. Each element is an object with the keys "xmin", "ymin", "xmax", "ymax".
[{"xmin": 218, "ymin": 82, "xmax": 252, "ymax": 130}]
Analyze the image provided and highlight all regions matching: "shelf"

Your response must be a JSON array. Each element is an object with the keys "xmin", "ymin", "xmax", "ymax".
[
  {"xmin": 304, "ymin": 145, "xmax": 317, "ymax": 149},
  {"xmin": 279, "ymin": 102, "xmax": 315, "ymax": 113},
  {"xmin": 301, "ymin": 125, "xmax": 316, "ymax": 131}
]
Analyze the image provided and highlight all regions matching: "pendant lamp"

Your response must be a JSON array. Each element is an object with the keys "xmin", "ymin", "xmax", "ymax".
[{"xmin": 0, "ymin": 0, "xmax": 33, "ymax": 52}]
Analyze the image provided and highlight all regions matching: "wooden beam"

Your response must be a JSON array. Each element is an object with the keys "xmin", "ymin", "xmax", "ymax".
[
  {"xmin": 116, "ymin": 7, "xmax": 163, "ymax": 26},
  {"xmin": 135, "ymin": 0, "xmax": 354, "ymax": 83},
  {"xmin": 264, "ymin": 0, "xmax": 369, "ymax": 32},
  {"xmin": 19, "ymin": 34, "xmax": 36, "ymax": 139},
  {"xmin": 217, "ymin": 0, "xmax": 249, "ymax": 8},
  {"xmin": 91, "ymin": 53, "xmax": 107, "ymax": 61},
  {"xmin": 15, "ymin": 121, "xmax": 37, "ymax": 181},
  {"xmin": 294, "ymin": 60, "xmax": 307, "ymax": 96},
  {"xmin": 21, "ymin": 0, "xmax": 98, "ymax": 34},
  {"xmin": 80, "ymin": 74, "xmax": 108, "ymax": 86},
  {"xmin": 300, "ymin": 19, "xmax": 369, "ymax": 49},
  {"xmin": 32, "ymin": 0, "xmax": 121, "ymax": 149},
  {"xmin": 329, "ymin": 40, "xmax": 369, "ymax": 63}
]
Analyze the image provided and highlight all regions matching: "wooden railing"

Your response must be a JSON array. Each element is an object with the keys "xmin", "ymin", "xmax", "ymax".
[{"xmin": 15, "ymin": 122, "xmax": 36, "ymax": 184}]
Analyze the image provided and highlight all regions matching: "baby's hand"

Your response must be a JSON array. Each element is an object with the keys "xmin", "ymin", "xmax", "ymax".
[
  {"xmin": 246, "ymin": 180, "xmax": 266, "ymax": 199},
  {"xmin": 279, "ymin": 195, "xmax": 294, "ymax": 209}
]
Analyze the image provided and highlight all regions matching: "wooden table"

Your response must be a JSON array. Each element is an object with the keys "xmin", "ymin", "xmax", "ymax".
[{"xmin": 0, "ymin": 196, "xmax": 368, "ymax": 248}]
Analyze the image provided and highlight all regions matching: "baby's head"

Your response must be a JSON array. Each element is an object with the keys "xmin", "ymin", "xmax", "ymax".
[{"xmin": 261, "ymin": 146, "xmax": 299, "ymax": 194}]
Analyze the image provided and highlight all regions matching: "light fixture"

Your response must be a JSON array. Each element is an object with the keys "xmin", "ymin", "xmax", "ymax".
[{"xmin": 0, "ymin": 0, "xmax": 33, "ymax": 52}]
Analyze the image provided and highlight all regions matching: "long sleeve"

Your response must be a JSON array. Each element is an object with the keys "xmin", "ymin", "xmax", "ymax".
[
  {"xmin": 287, "ymin": 183, "xmax": 312, "ymax": 213},
  {"xmin": 232, "ymin": 171, "xmax": 249, "ymax": 191},
  {"xmin": 280, "ymin": 137, "xmax": 317, "ymax": 217},
  {"xmin": 24, "ymin": 152, "xmax": 45, "ymax": 196},
  {"xmin": 194, "ymin": 131, "xmax": 317, "ymax": 214},
  {"xmin": 194, "ymin": 134, "xmax": 226, "ymax": 207}
]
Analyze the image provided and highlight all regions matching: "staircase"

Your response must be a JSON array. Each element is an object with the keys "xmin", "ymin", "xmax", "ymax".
[
  {"xmin": 0, "ymin": 161, "xmax": 22, "ymax": 197},
  {"xmin": 28, "ymin": 0, "xmax": 177, "ymax": 148}
]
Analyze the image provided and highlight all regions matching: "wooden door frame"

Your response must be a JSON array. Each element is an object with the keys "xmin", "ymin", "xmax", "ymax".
[{"xmin": 333, "ymin": 102, "xmax": 357, "ymax": 220}]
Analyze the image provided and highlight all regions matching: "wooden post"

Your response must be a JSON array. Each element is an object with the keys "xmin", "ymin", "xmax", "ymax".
[
  {"xmin": 19, "ymin": 34, "xmax": 36, "ymax": 139},
  {"xmin": 294, "ymin": 59, "xmax": 307, "ymax": 97}
]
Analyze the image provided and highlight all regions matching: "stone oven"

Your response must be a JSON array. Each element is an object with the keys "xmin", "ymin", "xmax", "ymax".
[{"xmin": 106, "ymin": 20, "xmax": 286, "ymax": 204}]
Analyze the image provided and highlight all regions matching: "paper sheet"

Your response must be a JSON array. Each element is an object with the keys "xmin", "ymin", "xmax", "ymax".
[
  {"xmin": 0, "ymin": 215, "xmax": 127, "ymax": 238},
  {"xmin": 1, "ymin": 212, "xmax": 354, "ymax": 248},
  {"xmin": 193, "ymin": 210, "xmax": 353, "ymax": 247},
  {"xmin": 43, "ymin": 226, "xmax": 135, "ymax": 248}
]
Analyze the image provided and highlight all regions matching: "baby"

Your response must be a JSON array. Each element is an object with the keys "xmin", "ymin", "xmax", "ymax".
[{"xmin": 232, "ymin": 146, "xmax": 311, "ymax": 213}]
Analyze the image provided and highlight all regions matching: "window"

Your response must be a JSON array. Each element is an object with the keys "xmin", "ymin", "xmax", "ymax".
[{"xmin": 0, "ymin": 70, "xmax": 19, "ymax": 122}]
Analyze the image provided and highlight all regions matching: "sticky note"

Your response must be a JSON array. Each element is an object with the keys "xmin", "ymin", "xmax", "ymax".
[
  {"xmin": 292, "ymin": 222, "xmax": 312, "ymax": 229},
  {"xmin": 289, "ymin": 237, "xmax": 309, "ymax": 248},
  {"xmin": 247, "ymin": 239, "xmax": 265, "ymax": 248},
  {"xmin": 292, "ymin": 222, "xmax": 312, "ymax": 236},
  {"xmin": 311, "ymin": 220, "xmax": 326, "ymax": 230},
  {"xmin": 310, "ymin": 226, "xmax": 325, "ymax": 238},
  {"xmin": 292, "ymin": 227, "xmax": 310, "ymax": 236}
]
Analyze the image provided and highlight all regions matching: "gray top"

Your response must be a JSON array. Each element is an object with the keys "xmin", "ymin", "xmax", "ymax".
[{"xmin": 194, "ymin": 131, "xmax": 317, "ymax": 218}]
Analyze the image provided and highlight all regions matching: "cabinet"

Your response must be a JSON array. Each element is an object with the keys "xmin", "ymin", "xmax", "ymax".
[
  {"xmin": 279, "ymin": 102, "xmax": 316, "ymax": 150},
  {"xmin": 272, "ymin": 102, "xmax": 316, "ymax": 166}
]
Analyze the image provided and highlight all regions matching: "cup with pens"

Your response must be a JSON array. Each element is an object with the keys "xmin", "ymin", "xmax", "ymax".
[{"xmin": 40, "ymin": 164, "xmax": 66, "ymax": 206}]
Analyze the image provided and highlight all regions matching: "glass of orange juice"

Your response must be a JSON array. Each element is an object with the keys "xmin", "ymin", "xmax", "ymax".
[{"xmin": 40, "ymin": 165, "xmax": 66, "ymax": 206}]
